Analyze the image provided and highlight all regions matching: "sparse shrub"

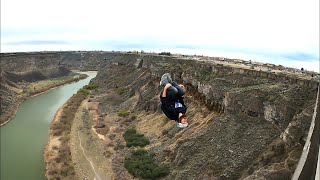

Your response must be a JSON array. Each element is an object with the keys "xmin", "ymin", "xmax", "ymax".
[
  {"xmin": 109, "ymin": 133, "xmax": 116, "ymax": 140},
  {"xmin": 60, "ymin": 165, "xmax": 75, "ymax": 177},
  {"xmin": 123, "ymin": 128, "xmax": 150, "ymax": 147},
  {"xmin": 161, "ymin": 128, "xmax": 169, "ymax": 136},
  {"xmin": 52, "ymin": 145, "xmax": 59, "ymax": 150},
  {"xmin": 115, "ymin": 143, "xmax": 125, "ymax": 150},
  {"xmin": 110, "ymin": 126, "xmax": 122, "ymax": 133},
  {"xmin": 124, "ymin": 149, "xmax": 169, "ymax": 179},
  {"xmin": 118, "ymin": 109, "xmax": 129, "ymax": 117},
  {"xmin": 94, "ymin": 122, "xmax": 106, "ymax": 128},
  {"xmin": 106, "ymin": 142, "xmax": 114, "ymax": 147},
  {"xmin": 83, "ymin": 83, "xmax": 99, "ymax": 90},
  {"xmin": 129, "ymin": 115, "xmax": 137, "ymax": 121},
  {"xmin": 103, "ymin": 150, "xmax": 112, "ymax": 158},
  {"xmin": 48, "ymin": 169, "xmax": 58, "ymax": 176},
  {"xmin": 54, "ymin": 157, "xmax": 62, "ymax": 163},
  {"xmin": 122, "ymin": 121, "xmax": 130, "ymax": 126},
  {"xmin": 116, "ymin": 87, "xmax": 128, "ymax": 95},
  {"xmin": 61, "ymin": 114, "xmax": 67, "ymax": 119},
  {"xmin": 52, "ymin": 129, "xmax": 63, "ymax": 136},
  {"xmin": 121, "ymin": 115, "xmax": 136, "ymax": 125},
  {"xmin": 78, "ymin": 88, "xmax": 89, "ymax": 96},
  {"xmin": 96, "ymin": 127, "xmax": 109, "ymax": 135},
  {"xmin": 60, "ymin": 136, "xmax": 70, "ymax": 144}
]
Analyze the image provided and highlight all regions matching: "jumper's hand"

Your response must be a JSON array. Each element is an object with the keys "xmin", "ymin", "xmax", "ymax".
[{"xmin": 164, "ymin": 83, "xmax": 172, "ymax": 90}]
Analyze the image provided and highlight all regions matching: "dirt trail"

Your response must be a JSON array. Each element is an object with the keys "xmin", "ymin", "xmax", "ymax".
[
  {"xmin": 70, "ymin": 100, "xmax": 114, "ymax": 180},
  {"xmin": 78, "ymin": 131, "xmax": 102, "ymax": 180}
]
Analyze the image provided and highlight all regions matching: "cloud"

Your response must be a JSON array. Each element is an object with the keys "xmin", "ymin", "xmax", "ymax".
[
  {"xmin": 280, "ymin": 52, "xmax": 319, "ymax": 61},
  {"xmin": 1, "ymin": 0, "xmax": 319, "ymax": 72},
  {"xmin": 4, "ymin": 40, "xmax": 69, "ymax": 46}
]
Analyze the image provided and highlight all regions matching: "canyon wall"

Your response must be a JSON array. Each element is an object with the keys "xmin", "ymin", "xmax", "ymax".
[
  {"xmin": 2, "ymin": 51, "xmax": 318, "ymax": 179},
  {"xmin": 91, "ymin": 53, "xmax": 318, "ymax": 179},
  {"xmin": 0, "ymin": 51, "xmax": 103, "ymax": 124}
]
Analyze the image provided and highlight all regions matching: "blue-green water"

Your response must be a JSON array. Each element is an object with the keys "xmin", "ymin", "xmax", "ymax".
[{"xmin": 0, "ymin": 72, "xmax": 97, "ymax": 180}]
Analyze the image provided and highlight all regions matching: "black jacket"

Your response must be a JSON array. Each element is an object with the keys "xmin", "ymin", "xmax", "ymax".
[{"xmin": 160, "ymin": 94, "xmax": 187, "ymax": 121}]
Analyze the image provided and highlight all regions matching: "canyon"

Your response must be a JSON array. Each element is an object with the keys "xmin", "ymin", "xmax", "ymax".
[{"xmin": 1, "ymin": 51, "xmax": 318, "ymax": 179}]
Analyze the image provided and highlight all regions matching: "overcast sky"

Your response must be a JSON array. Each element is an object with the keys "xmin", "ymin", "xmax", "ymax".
[{"xmin": 1, "ymin": 0, "xmax": 319, "ymax": 72}]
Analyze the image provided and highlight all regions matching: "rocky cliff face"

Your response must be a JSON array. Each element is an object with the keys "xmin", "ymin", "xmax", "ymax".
[
  {"xmin": 0, "ymin": 51, "xmax": 107, "ymax": 72},
  {"xmin": 90, "ymin": 53, "xmax": 318, "ymax": 179},
  {"xmin": 0, "ymin": 51, "xmax": 102, "ymax": 124}
]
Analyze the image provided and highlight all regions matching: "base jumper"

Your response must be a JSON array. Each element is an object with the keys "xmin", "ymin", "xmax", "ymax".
[{"xmin": 159, "ymin": 73, "xmax": 188, "ymax": 128}]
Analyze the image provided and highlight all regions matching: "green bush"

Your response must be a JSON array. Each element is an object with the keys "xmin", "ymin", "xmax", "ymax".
[
  {"xmin": 116, "ymin": 87, "xmax": 128, "ymax": 95},
  {"xmin": 118, "ymin": 109, "xmax": 129, "ymax": 117},
  {"xmin": 83, "ymin": 83, "xmax": 99, "ymax": 90},
  {"xmin": 125, "ymin": 149, "xmax": 169, "ymax": 179},
  {"xmin": 78, "ymin": 88, "xmax": 89, "ymax": 96},
  {"xmin": 123, "ymin": 128, "xmax": 150, "ymax": 147}
]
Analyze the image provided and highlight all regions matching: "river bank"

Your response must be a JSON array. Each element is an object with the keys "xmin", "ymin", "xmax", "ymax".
[
  {"xmin": 44, "ymin": 94, "xmax": 83, "ymax": 179},
  {"xmin": 0, "ymin": 72, "xmax": 97, "ymax": 180},
  {"xmin": 0, "ymin": 73, "xmax": 88, "ymax": 126},
  {"xmin": 44, "ymin": 80, "xmax": 99, "ymax": 180}
]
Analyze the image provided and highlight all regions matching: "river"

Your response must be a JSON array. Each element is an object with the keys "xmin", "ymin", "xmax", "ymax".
[{"xmin": 0, "ymin": 71, "xmax": 97, "ymax": 180}]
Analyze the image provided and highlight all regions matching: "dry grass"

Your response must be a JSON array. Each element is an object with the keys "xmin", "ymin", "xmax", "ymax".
[
  {"xmin": 136, "ymin": 102, "xmax": 217, "ymax": 145},
  {"xmin": 70, "ymin": 101, "xmax": 115, "ymax": 180},
  {"xmin": 28, "ymin": 74, "xmax": 87, "ymax": 95},
  {"xmin": 45, "ymin": 90, "xmax": 88, "ymax": 179}
]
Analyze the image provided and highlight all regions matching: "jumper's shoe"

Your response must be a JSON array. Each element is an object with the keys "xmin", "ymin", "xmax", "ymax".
[
  {"xmin": 160, "ymin": 73, "xmax": 172, "ymax": 86},
  {"xmin": 177, "ymin": 122, "xmax": 188, "ymax": 128}
]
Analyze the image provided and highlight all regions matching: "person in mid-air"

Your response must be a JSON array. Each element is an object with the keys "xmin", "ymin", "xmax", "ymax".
[{"xmin": 159, "ymin": 73, "xmax": 188, "ymax": 128}]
